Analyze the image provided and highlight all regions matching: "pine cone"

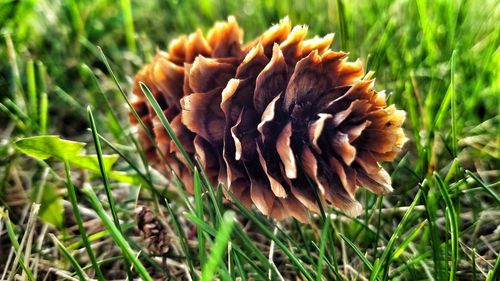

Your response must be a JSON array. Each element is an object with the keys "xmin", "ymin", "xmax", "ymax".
[
  {"xmin": 136, "ymin": 206, "xmax": 170, "ymax": 256},
  {"xmin": 130, "ymin": 17, "xmax": 407, "ymax": 222}
]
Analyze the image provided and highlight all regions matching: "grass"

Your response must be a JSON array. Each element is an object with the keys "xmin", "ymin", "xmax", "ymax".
[{"xmin": 0, "ymin": 0, "xmax": 499, "ymax": 280}]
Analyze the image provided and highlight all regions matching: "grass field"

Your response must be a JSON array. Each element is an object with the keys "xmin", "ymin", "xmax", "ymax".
[{"xmin": 0, "ymin": 0, "xmax": 499, "ymax": 280}]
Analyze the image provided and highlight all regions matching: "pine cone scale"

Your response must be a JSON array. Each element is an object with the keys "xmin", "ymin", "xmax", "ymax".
[{"xmin": 254, "ymin": 45, "xmax": 288, "ymax": 115}]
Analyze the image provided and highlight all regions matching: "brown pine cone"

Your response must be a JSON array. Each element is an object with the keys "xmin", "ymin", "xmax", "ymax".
[
  {"xmin": 130, "ymin": 17, "xmax": 407, "ymax": 222},
  {"xmin": 136, "ymin": 206, "xmax": 170, "ymax": 256}
]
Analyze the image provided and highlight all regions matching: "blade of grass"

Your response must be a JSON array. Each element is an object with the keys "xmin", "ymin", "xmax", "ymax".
[
  {"xmin": 316, "ymin": 217, "xmax": 331, "ymax": 281},
  {"xmin": 311, "ymin": 242, "xmax": 338, "ymax": 281},
  {"xmin": 225, "ymin": 187, "xmax": 315, "ymax": 281},
  {"xmin": 66, "ymin": 229, "xmax": 109, "ymax": 251},
  {"xmin": 36, "ymin": 61, "xmax": 47, "ymax": 133},
  {"xmin": 4, "ymin": 98, "xmax": 32, "ymax": 125},
  {"xmin": 472, "ymin": 247, "xmax": 477, "ymax": 281},
  {"xmin": 391, "ymin": 219, "xmax": 428, "ymax": 261},
  {"xmin": 201, "ymin": 211, "xmax": 236, "ymax": 281},
  {"xmin": 194, "ymin": 168, "xmax": 207, "ymax": 267},
  {"xmin": 434, "ymin": 173, "xmax": 459, "ymax": 281},
  {"xmin": 450, "ymin": 50, "xmax": 458, "ymax": 159},
  {"xmin": 82, "ymin": 186, "xmax": 153, "ymax": 281},
  {"xmin": 13, "ymin": 203, "xmax": 39, "ymax": 281},
  {"xmin": 87, "ymin": 106, "xmax": 133, "ymax": 280},
  {"xmin": 87, "ymin": 107, "xmax": 121, "ymax": 228},
  {"xmin": 390, "ymin": 251, "xmax": 432, "ymax": 278},
  {"xmin": 140, "ymin": 82, "xmax": 194, "ymax": 169},
  {"xmin": 120, "ymin": 0, "xmax": 136, "ymax": 53},
  {"xmin": 26, "ymin": 59, "xmax": 37, "ymax": 123},
  {"xmin": 63, "ymin": 161, "xmax": 105, "ymax": 281},
  {"xmin": 36, "ymin": 61, "xmax": 46, "ymax": 94},
  {"xmin": 97, "ymin": 48, "xmax": 163, "ymax": 162},
  {"xmin": 184, "ymin": 212, "xmax": 270, "ymax": 280},
  {"xmin": 164, "ymin": 197, "xmax": 198, "ymax": 281},
  {"xmin": 336, "ymin": 0, "xmax": 348, "ymax": 50},
  {"xmin": 49, "ymin": 233, "xmax": 88, "ymax": 280},
  {"xmin": 293, "ymin": 220, "xmax": 313, "ymax": 262},
  {"xmin": 422, "ymin": 181, "xmax": 446, "ymax": 280},
  {"xmin": 370, "ymin": 189, "xmax": 422, "ymax": 281},
  {"xmin": 487, "ymin": 248, "xmax": 500, "ymax": 281},
  {"xmin": 54, "ymin": 86, "xmax": 86, "ymax": 113},
  {"xmin": 338, "ymin": 233, "xmax": 373, "ymax": 272},
  {"xmin": 80, "ymin": 256, "xmax": 122, "ymax": 271},
  {"xmin": 97, "ymin": 134, "xmax": 152, "ymax": 188},
  {"xmin": 466, "ymin": 170, "xmax": 500, "ymax": 205},
  {"xmin": 233, "ymin": 225, "xmax": 277, "ymax": 273},
  {"xmin": 233, "ymin": 247, "xmax": 268, "ymax": 280},
  {"xmin": 184, "ymin": 212, "xmax": 215, "ymax": 236},
  {"xmin": 3, "ymin": 211, "xmax": 35, "ymax": 281},
  {"xmin": 194, "ymin": 157, "xmax": 223, "ymax": 223},
  {"xmin": 80, "ymin": 64, "xmax": 125, "ymax": 140},
  {"xmin": 3, "ymin": 32, "xmax": 25, "ymax": 107},
  {"xmin": 0, "ymin": 102, "xmax": 27, "ymax": 130},
  {"xmin": 232, "ymin": 249, "xmax": 247, "ymax": 281},
  {"xmin": 39, "ymin": 92, "xmax": 47, "ymax": 134}
]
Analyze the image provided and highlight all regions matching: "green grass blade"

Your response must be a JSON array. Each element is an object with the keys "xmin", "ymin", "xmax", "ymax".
[
  {"xmin": 201, "ymin": 211, "xmax": 236, "ymax": 281},
  {"xmin": 225, "ymin": 187, "xmax": 315, "ymax": 281},
  {"xmin": 316, "ymin": 217, "xmax": 330, "ymax": 281},
  {"xmin": 4, "ymin": 98, "xmax": 31, "ymax": 125},
  {"xmin": 422, "ymin": 182, "xmax": 446, "ymax": 280},
  {"xmin": 450, "ymin": 50, "xmax": 458, "ymax": 158},
  {"xmin": 87, "ymin": 106, "xmax": 133, "ymax": 280},
  {"xmin": 487, "ymin": 249, "xmax": 500, "ymax": 281},
  {"xmin": 0, "ymin": 102, "xmax": 27, "ymax": 130},
  {"xmin": 97, "ymin": 134, "xmax": 152, "ymax": 188},
  {"xmin": 82, "ymin": 186, "xmax": 153, "ymax": 281},
  {"xmin": 36, "ymin": 61, "xmax": 46, "ymax": 95},
  {"xmin": 26, "ymin": 59, "xmax": 37, "ymax": 123},
  {"xmin": 3, "ymin": 32, "xmax": 25, "ymax": 107},
  {"xmin": 434, "ymin": 173, "xmax": 459, "ymax": 281},
  {"xmin": 120, "ymin": 0, "xmax": 136, "ymax": 53},
  {"xmin": 39, "ymin": 92, "xmax": 48, "ymax": 134},
  {"xmin": 140, "ymin": 82, "xmax": 195, "ymax": 169},
  {"xmin": 311, "ymin": 242, "xmax": 338, "ymax": 280},
  {"xmin": 35, "ymin": 61, "xmax": 47, "ymax": 134},
  {"xmin": 370, "ymin": 189, "xmax": 422, "ymax": 281},
  {"xmin": 80, "ymin": 63, "xmax": 125, "ymax": 139},
  {"xmin": 97, "ymin": 48, "xmax": 155, "ymax": 144},
  {"xmin": 232, "ymin": 249, "xmax": 247, "ymax": 281},
  {"xmin": 338, "ymin": 233, "xmax": 373, "ymax": 271},
  {"xmin": 466, "ymin": 170, "xmax": 500, "ymax": 205},
  {"xmin": 2, "ymin": 212, "xmax": 35, "ymax": 281},
  {"xmin": 233, "ymin": 247, "xmax": 268, "ymax": 280},
  {"xmin": 194, "ymin": 168, "xmax": 207, "ymax": 266},
  {"xmin": 184, "ymin": 212, "xmax": 216, "ymax": 236},
  {"xmin": 87, "ymin": 107, "xmax": 121, "ymax": 229},
  {"xmin": 164, "ymin": 197, "xmax": 198, "ymax": 280},
  {"xmin": 184, "ymin": 212, "xmax": 270, "ymax": 280},
  {"xmin": 97, "ymin": 47, "xmax": 172, "ymax": 171},
  {"xmin": 63, "ymin": 161, "xmax": 105, "ymax": 281},
  {"xmin": 49, "ymin": 233, "xmax": 88, "ymax": 280},
  {"xmin": 194, "ymin": 157, "xmax": 223, "ymax": 223},
  {"xmin": 336, "ymin": 0, "xmax": 348, "ymax": 50},
  {"xmin": 391, "ymin": 219, "xmax": 428, "ymax": 261}
]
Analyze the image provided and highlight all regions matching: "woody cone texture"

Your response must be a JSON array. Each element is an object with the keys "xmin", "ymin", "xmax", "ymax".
[{"xmin": 130, "ymin": 17, "xmax": 407, "ymax": 222}]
